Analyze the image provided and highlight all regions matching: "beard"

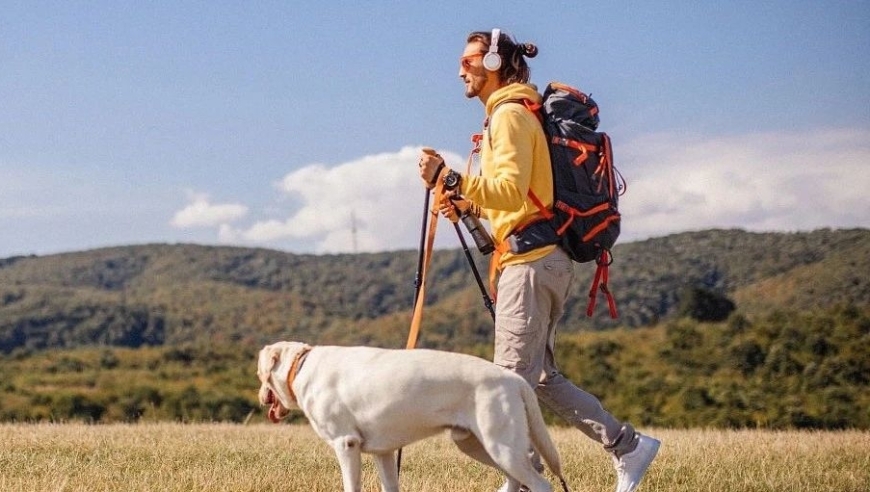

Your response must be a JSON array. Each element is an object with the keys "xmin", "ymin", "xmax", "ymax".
[{"xmin": 463, "ymin": 76, "xmax": 484, "ymax": 99}]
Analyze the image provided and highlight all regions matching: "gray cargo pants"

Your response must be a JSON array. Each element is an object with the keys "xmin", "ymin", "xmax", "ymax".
[{"xmin": 494, "ymin": 246, "xmax": 637, "ymax": 457}]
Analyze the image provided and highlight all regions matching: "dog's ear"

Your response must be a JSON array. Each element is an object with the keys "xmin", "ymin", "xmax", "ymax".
[
  {"xmin": 257, "ymin": 346, "xmax": 282, "ymax": 384},
  {"xmin": 269, "ymin": 347, "xmax": 281, "ymax": 369}
]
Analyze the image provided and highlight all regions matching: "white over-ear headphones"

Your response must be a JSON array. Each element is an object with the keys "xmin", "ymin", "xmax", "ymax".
[{"xmin": 482, "ymin": 28, "xmax": 502, "ymax": 72}]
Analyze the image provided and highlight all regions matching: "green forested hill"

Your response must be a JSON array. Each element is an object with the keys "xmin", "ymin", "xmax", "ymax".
[
  {"xmin": 1, "ymin": 228, "xmax": 867, "ymax": 353},
  {"xmin": 1, "ymin": 229, "xmax": 868, "ymax": 428}
]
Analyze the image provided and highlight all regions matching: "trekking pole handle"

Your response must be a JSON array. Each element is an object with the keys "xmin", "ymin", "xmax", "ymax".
[{"xmin": 420, "ymin": 147, "xmax": 445, "ymax": 187}]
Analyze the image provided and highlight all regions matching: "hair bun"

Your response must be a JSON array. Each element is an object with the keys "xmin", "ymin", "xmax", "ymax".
[{"xmin": 521, "ymin": 43, "xmax": 538, "ymax": 58}]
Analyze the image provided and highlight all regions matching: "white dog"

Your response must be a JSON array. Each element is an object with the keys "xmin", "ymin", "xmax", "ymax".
[{"xmin": 257, "ymin": 341, "xmax": 569, "ymax": 492}]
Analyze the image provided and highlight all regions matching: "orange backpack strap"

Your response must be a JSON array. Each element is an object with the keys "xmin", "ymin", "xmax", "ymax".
[
  {"xmin": 527, "ymin": 189, "xmax": 554, "ymax": 220},
  {"xmin": 511, "ymin": 99, "xmax": 555, "ymax": 222},
  {"xmin": 488, "ymin": 239, "xmax": 511, "ymax": 304}
]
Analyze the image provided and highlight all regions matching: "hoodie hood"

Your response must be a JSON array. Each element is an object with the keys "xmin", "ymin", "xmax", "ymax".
[{"xmin": 485, "ymin": 83, "xmax": 542, "ymax": 116}]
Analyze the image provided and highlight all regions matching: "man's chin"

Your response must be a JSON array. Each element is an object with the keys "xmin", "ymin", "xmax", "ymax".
[{"xmin": 463, "ymin": 83, "xmax": 478, "ymax": 99}]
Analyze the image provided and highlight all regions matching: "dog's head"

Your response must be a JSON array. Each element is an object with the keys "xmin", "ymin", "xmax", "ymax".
[{"xmin": 257, "ymin": 341, "xmax": 311, "ymax": 423}]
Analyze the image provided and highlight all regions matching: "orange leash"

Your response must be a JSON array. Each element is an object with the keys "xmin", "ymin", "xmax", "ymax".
[
  {"xmin": 406, "ymin": 167, "xmax": 448, "ymax": 349},
  {"xmin": 407, "ymin": 138, "xmax": 482, "ymax": 349}
]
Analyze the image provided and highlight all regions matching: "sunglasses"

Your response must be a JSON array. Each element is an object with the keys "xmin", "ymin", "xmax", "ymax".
[{"xmin": 459, "ymin": 52, "xmax": 485, "ymax": 69}]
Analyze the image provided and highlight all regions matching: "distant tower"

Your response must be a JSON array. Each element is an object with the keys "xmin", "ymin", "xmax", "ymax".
[{"xmin": 351, "ymin": 212, "xmax": 358, "ymax": 253}]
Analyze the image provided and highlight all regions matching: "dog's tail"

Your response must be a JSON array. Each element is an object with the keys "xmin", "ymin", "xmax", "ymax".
[{"xmin": 520, "ymin": 381, "xmax": 570, "ymax": 492}]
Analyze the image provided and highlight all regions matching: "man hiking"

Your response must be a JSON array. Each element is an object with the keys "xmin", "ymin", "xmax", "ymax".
[{"xmin": 417, "ymin": 29, "xmax": 660, "ymax": 492}]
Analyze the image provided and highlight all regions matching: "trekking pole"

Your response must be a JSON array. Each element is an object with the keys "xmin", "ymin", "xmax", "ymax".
[
  {"xmin": 413, "ymin": 188, "xmax": 431, "ymax": 306},
  {"xmin": 453, "ymin": 222, "xmax": 495, "ymax": 320},
  {"xmin": 400, "ymin": 150, "xmax": 443, "ymax": 476},
  {"xmin": 407, "ymin": 149, "xmax": 444, "ymax": 352}
]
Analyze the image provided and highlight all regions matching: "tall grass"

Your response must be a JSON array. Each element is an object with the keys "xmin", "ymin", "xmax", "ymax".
[{"xmin": 1, "ymin": 423, "xmax": 867, "ymax": 491}]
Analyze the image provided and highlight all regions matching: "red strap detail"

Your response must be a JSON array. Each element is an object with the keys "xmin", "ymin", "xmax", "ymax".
[
  {"xmin": 471, "ymin": 133, "xmax": 483, "ymax": 154},
  {"xmin": 601, "ymin": 262, "xmax": 618, "ymax": 319},
  {"xmin": 518, "ymin": 99, "xmax": 550, "ymax": 216},
  {"xmin": 586, "ymin": 250, "xmax": 618, "ymax": 319},
  {"xmin": 488, "ymin": 240, "xmax": 511, "ymax": 304},
  {"xmin": 555, "ymin": 201, "xmax": 611, "ymax": 218},
  {"xmin": 466, "ymin": 134, "xmax": 483, "ymax": 174},
  {"xmin": 552, "ymin": 202, "xmax": 617, "ymax": 237},
  {"xmin": 552, "ymin": 137, "xmax": 598, "ymax": 165},
  {"xmin": 581, "ymin": 212, "xmax": 620, "ymax": 243},
  {"xmin": 555, "ymin": 213, "xmax": 575, "ymax": 236},
  {"xmin": 593, "ymin": 134, "xmax": 614, "ymax": 195},
  {"xmin": 521, "ymin": 99, "xmax": 543, "ymax": 123},
  {"xmin": 549, "ymin": 82, "xmax": 594, "ymax": 107},
  {"xmin": 586, "ymin": 264, "xmax": 602, "ymax": 316},
  {"xmin": 527, "ymin": 189, "xmax": 554, "ymax": 220}
]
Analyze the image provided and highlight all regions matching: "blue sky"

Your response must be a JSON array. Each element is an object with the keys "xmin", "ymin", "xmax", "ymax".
[{"xmin": 1, "ymin": 1, "xmax": 868, "ymax": 258}]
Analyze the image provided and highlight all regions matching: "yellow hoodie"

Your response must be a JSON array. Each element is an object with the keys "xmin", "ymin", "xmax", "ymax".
[{"xmin": 460, "ymin": 83, "xmax": 556, "ymax": 266}]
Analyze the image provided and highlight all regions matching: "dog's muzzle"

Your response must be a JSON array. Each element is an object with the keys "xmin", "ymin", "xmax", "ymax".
[{"xmin": 261, "ymin": 387, "xmax": 289, "ymax": 423}]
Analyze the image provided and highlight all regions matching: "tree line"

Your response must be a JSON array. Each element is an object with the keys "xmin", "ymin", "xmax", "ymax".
[{"xmin": 0, "ymin": 228, "xmax": 867, "ymax": 428}]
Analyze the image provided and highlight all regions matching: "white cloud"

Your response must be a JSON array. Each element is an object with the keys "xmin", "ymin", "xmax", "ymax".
[
  {"xmin": 617, "ymin": 128, "xmax": 870, "ymax": 241},
  {"xmin": 201, "ymin": 129, "xmax": 870, "ymax": 254},
  {"xmin": 219, "ymin": 146, "xmax": 465, "ymax": 253},
  {"xmin": 170, "ymin": 191, "xmax": 248, "ymax": 228}
]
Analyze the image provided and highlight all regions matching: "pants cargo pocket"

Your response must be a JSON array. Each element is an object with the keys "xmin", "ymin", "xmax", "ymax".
[{"xmin": 494, "ymin": 314, "xmax": 534, "ymax": 371}]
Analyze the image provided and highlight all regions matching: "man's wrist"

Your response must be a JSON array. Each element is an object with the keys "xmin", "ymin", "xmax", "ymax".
[{"xmin": 427, "ymin": 162, "xmax": 445, "ymax": 186}]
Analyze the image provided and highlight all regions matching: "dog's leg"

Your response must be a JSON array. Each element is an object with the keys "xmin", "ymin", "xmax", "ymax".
[
  {"xmin": 450, "ymin": 428, "xmax": 500, "ymax": 469},
  {"xmin": 479, "ymin": 425, "xmax": 553, "ymax": 492},
  {"xmin": 373, "ymin": 451, "xmax": 399, "ymax": 492},
  {"xmin": 493, "ymin": 457, "xmax": 551, "ymax": 492},
  {"xmin": 332, "ymin": 435, "xmax": 363, "ymax": 492},
  {"xmin": 496, "ymin": 478, "xmax": 523, "ymax": 492},
  {"xmin": 452, "ymin": 429, "xmax": 543, "ymax": 492}
]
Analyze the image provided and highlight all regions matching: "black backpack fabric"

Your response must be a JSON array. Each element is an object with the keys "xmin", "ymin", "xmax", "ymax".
[
  {"xmin": 504, "ymin": 82, "xmax": 625, "ymax": 318},
  {"xmin": 540, "ymin": 82, "xmax": 624, "ymax": 262},
  {"xmin": 507, "ymin": 82, "xmax": 625, "ymax": 264}
]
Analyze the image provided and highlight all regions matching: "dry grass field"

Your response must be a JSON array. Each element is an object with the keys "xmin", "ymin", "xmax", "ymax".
[{"xmin": 1, "ymin": 423, "xmax": 868, "ymax": 492}]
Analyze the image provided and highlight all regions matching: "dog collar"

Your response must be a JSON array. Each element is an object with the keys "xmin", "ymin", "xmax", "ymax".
[{"xmin": 286, "ymin": 345, "xmax": 312, "ymax": 404}]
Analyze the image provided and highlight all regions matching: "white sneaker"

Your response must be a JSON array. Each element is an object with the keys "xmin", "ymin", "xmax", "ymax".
[
  {"xmin": 498, "ymin": 483, "xmax": 527, "ymax": 492},
  {"xmin": 613, "ymin": 434, "xmax": 660, "ymax": 492}
]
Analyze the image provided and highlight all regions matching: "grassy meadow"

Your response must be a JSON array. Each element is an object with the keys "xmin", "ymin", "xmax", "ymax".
[{"xmin": 1, "ymin": 423, "xmax": 867, "ymax": 492}]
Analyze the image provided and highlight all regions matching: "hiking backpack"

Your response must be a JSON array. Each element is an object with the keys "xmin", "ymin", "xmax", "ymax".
[{"xmin": 507, "ymin": 82, "xmax": 626, "ymax": 317}]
